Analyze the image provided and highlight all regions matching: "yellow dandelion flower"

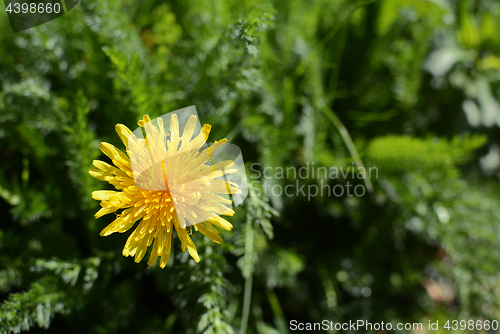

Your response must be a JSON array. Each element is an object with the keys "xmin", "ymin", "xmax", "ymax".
[{"xmin": 89, "ymin": 113, "xmax": 241, "ymax": 268}]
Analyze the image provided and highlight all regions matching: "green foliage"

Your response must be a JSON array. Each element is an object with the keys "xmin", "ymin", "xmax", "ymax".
[
  {"xmin": 366, "ymin": 135, "xmax": 487, "ymax": 176},
  {"xmin": 1, "ymin": 0, "xmax": 500, "ymax": 333},
  {"xmin": 0, "ymin": 277, "xmax": 67, "ymax": 334}
]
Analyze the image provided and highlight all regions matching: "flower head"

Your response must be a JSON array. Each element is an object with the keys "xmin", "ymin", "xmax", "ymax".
[{"xmin": 89, "ymin": 113, "xmax": 241, "ymax": 268}]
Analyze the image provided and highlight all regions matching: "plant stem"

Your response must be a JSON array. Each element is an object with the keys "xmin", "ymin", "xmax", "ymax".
[
  {"xmin": 240, "ymin": 223, "xmax": 254, "ymax": 334},
  {"xmin": 322, "ymin": 106, "xmax": 374, "ymax": 192}
]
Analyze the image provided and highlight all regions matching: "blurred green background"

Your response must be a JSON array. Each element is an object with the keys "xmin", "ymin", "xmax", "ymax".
[{"xmin": 2, "ymin": 0, "xmax": 500, "ymax": 333}]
